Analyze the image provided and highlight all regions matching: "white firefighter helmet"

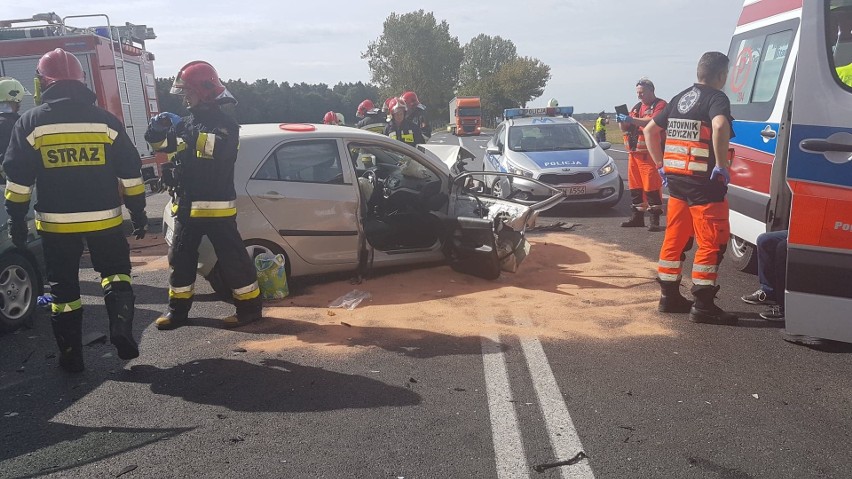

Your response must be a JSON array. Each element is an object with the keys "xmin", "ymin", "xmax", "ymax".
[{"xmin": 547, "ymin": 98, "xmax": 559, "ymax": 107}]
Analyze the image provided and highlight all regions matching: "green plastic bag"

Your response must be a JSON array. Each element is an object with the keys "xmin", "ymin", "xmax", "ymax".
[{"xmin": 254, "ymin": 253, "xmax": 289, "ymax": 300}]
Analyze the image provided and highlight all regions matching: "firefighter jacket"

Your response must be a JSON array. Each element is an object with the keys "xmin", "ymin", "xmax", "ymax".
[
  {"xmin": 384, "ymin": 118, "xmax": 425, "ymax": 146},
  {"xmin": 653, "ymin": 83, "xmax": 734, "ymax": 205},
  {"xmin": 2, "ymin": 81, "xmax": 146, "ymax": 234},
  {"xmin": 356, "ymin": 110, "xmax": 386, "ymax": 128},
  {"xmin": 145, "ymin": 104, "xmax": 239, "ymax": 221},
  {"xmin": 0, "ymin": 112, "xmax": 20, "ymax": 167}
]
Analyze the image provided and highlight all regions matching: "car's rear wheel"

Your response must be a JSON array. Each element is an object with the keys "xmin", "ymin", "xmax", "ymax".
[
  {"xmin": 206, "ymin": 240, "xmax": 290, "ymax": 302},
  {"xmin": 0, "ymin": 252, "xmax": 38, "ymax": 333},
  {"xmin": 729, "ymin": 235, "xmax": 758, "ymax": 274}
]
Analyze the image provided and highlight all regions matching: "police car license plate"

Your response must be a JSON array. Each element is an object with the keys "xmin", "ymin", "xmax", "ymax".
[{"xmin": 560, "ymin": 186, "xmax": 586, "ymax": 196}]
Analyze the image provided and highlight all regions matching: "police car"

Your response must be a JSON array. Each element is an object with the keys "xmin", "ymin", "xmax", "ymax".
[{"xmin": 484, "ymin": 107, "xmax": 623, "ymax": 207}]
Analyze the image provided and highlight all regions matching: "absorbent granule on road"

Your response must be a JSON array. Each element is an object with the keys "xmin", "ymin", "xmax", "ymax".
[
  {"xmin": 128, "ymin": 235, "xmax": 170, "ymax": 272},
  {"xmin": 241, "ymin": 232, "xmax": 676, "ymax": 355}
]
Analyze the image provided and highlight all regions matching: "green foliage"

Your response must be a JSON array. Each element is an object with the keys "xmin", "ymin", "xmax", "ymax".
[
  {"xmin": 362, "ymin": 10, "xmax": 463, "ymax": 122},
  {"xmin": 457, "ymin": 35, "xmax": 551, "ymax": 122},
  {"xmin": 154, "ymin": 78, "xmax": 379, "ymax": 125}
]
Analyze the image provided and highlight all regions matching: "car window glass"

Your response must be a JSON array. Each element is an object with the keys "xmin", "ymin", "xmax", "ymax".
[
  {"xmin": 751, "ymin": 30, "xmax": 794, "ymax": 102},
  {"xmin": 828, "ymin": 1, "xmax": 852, "ymax": 91},
  {"xmin": 507, "ymin": 123, "xmax": 594, "ymax": 152},
  {"xmin": 259, "ymin": 140, "xmax": 344, "ymax": 184},
  {"xmin": 495, "ymin": 124, "xmax": 505, "ymax": 148},
  {"xmin": 348, "ymin": 143, "xmax": 439, "ymax": 182}
]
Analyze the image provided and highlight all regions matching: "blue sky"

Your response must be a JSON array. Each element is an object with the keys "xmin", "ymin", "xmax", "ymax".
[{"xmin": 6, "ymin": 1, "xmax": 743, "ymax": 112}]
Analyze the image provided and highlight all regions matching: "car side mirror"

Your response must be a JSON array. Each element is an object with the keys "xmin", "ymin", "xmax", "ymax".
[
  {"xmin": 599, "ymin": 141, "xmax": 612, "ymax": 150},
  {"xmin": 486, "ymin": 145, "xmax": 502, "ymax": 156}
]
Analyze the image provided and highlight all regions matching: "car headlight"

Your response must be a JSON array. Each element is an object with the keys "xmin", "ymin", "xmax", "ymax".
[
  {"xmin": 506, "ymin": 159, "xmax": 534, "ymax": 178},
  {"xmin": 598, "ymin": 160, "xmax": 615, "ymax": 177}
]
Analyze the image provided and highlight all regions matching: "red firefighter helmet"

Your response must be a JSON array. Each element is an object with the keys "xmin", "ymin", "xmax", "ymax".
[
  {"xmin": 36, "ymin": 48, "xmax": 85, "ymax": 89},
  {"xmin": 400, "ymin": 91, "xmax": 422, "ymax": 110},
  {"xmin": 382, "ymin": 97, "xmax": 394, "ymax": 113},
  {"xmin": 388, "ymin": 97, "xmax": 407, "ymax": 114},
  {"xmin": 323, "ymin": 111, "xmax": 338, "ymax": 124},
  {"xmin": 171, "ymin": 61, "xmax": 235, "ymax": 104},
  {"xmin": 356, "ymin": 99, "xmax": 375, "ymax": 118}
]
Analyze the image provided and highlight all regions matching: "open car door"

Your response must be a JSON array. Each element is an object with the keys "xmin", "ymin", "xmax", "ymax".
[{"xmin": 443, "ymin": 171, "xmax": 565, "ymax": 279}]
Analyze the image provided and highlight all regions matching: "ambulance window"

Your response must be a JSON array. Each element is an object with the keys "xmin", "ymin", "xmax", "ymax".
[
  {"xmin": 724, "ymin": 18, "xmax": 798, "ymax": 120},
  {"xmin": 828, "ymin": 1, "xmax": 852, "ymax": 90}
]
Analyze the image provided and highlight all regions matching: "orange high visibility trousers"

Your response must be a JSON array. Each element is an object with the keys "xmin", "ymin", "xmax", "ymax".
[
  {"xmin": 627, "ymin": 151, "xmax": 663, "ymax": 208},
  {"xmin": 657, "ymin": 197, "xmax": 730, "ymax": 290}
]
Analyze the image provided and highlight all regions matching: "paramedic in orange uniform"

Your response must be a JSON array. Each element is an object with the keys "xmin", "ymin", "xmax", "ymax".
[
  {"xmin": 644, "ymin": 52, "xmax": 737, "ymax": 324},
  {"xmin": 617, "ymin": 78, "xmax": 667, "ymax": 231}
]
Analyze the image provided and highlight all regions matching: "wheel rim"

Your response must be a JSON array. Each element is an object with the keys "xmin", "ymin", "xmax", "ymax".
[
  {"xmin": 0, "ymin": 265, "xmax": 33, "ymax": 320},
  {"xmin": 730, "ymin": 235, "xmax": 748, "ymax": 259}
]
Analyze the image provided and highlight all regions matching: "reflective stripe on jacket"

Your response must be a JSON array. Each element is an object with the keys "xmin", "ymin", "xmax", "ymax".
[{"xmin": 662, "ymin": 119, "xmax": 713, "ymax": 177}]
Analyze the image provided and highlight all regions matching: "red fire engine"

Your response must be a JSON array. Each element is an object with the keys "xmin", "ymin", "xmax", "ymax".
[{"xmin": 0, "ymin": 12, "xmax": 165, "ymax": 180}]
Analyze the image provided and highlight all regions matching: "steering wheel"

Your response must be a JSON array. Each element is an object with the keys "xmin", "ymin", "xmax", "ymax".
[{"xmin": 362, "ymin": 169, "xmax": 377, "ymax": 190}]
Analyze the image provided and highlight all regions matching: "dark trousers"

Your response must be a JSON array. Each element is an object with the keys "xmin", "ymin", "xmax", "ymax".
[
  {"xmin": 595, "ymin": 130, "xmax": 606, "ymax": 143},
  {"xmin": 756, "ymin": 230, "xmax": 788, "ymax": 307},
  {"xmin": 43, "ymin": 230, "xmax": 132, "ymax": 310},
  {"xmin": 168, "ymin": 217, "xmax": 259, "ymax": 314}
]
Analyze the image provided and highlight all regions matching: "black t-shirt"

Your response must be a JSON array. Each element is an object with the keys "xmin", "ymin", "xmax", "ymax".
[{"xmin": 653, "ymin": 83, "xmax": 734, "ymax": 205}]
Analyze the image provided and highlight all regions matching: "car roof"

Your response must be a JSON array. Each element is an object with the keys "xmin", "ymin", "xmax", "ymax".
[
  {"xmin": 506, "ymin": 116, "xmax": 579, "ymax": 127},
  {"xmin": 239, "ymin": 123, "xmax": 389, "ymax": 141}
]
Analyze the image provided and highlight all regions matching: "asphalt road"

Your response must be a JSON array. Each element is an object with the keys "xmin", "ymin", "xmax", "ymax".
[{"xmin": 1, "ymin": 133, "xmax": 851, "ymax": 479}]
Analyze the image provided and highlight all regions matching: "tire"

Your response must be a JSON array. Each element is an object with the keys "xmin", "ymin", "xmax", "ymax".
[
  {"xmin": 206, "ymin": 239, "xmax": 289, "ymax": 302},
  {"xmin": 0, "ymin": 252, "xmax": 39, "ymax": 333},
  {"xmin": 729, "ymin": 235, "xmax": 758, "ymax": 274}
]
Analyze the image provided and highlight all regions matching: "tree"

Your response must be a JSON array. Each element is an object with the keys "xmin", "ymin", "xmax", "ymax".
[
  {"xmin": 363, "ymin": 10, "xmax": 463, "ymax": 122},
  {"xmin": 458, "ymin": 34, "xmax": 517, "ymax": 91},
  {"xmin": 494, "ymin": 56, "xmax": 551, "ymax": 108}
]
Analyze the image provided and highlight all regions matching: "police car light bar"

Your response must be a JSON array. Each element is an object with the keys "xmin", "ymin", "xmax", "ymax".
[{"xmin": 504, "ymin": 106, "xmax": 574, "ymax": 119}]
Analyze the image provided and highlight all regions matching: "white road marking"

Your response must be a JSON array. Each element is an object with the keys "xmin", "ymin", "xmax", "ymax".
[
  {"xmin": 480, "ymin": 145, "xmax": 486, "ymax": 149},
  {"xmin": 482, "ymin": 334, "xmax": 530, "ymax": 478},
  {"xmin": 520, "ymin": 336, "xmax": 594, "ymax": 478},
  {"xmin": 610, "ymin": 148, "xmax": 628, "ymax": 154}
]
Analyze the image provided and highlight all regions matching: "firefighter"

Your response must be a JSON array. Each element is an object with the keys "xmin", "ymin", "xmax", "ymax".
[
  {"xmin": 322, "ymin": 111, "xmax": 339, "ymax": 125},
  {"xmin": 355, "ymin": 99, "xmax": 384, "ymax": 128},
  {"xmin": 384, "ymin": 97, "xmax": 425, "ymax": 146},
  {"xmin": 400, "ymin": 91, "xmax": 431, "ymax": 138},
  {"xmin": 0, "ymin": 77, "xmax": 31, "ymax": 167},
  {"xmin": 617, "ymin": 78, "xmax": 667, "ymax": 231},
  {"xmin": 547, "ymin": 98, "xmax": 559, "ymax": 107},
  {"xmin": 2, "ymin": 49, "xmax": 148, "ymax": 372},
  {"xmin": 644, "ymin": 52, "xmax": 736, "ymax": 324},
  {"xmin": 594, "ymin": 111, "xmax": 608, "ymax": 143},
  {"xmin": 146, "ymin": 60, "xmax": 261, "ymax": 330}
]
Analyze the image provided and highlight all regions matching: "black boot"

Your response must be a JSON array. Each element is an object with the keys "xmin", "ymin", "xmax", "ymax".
[
  {"xmin": 658, "ymin": 279, "xmax": 692, "ymax": 313},
  {"xmin": 690, "ymin": 286, "xmax": 738, "ymax": 325},
  {"xmin": 223, "ymin": 297, "xmax": 263, "ymax": 329},
  {"xmin": 648, "ymin": 209, "xmax": 663, "ymax": 232},
  {"xmin": 51, "ymin": 310, "xmax": 84, "ymax": 373},
  {"xmin": 105, "ymin": 290, "xmax": 139, "ymax": 360},
  {"xmin": 620, "ymin": 208, "xmax": 645, "ymax": 227}
]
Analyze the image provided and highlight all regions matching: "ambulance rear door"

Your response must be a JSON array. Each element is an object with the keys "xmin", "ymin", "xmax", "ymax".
[{"xmin": 784, "ymin": 0, "xmax": 852, "ymax": 342}]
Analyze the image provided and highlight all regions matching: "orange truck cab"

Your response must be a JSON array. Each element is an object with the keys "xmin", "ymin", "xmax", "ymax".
[
  {"xmin": 448, "ymin": 96, "xmax": 481, "ymax": 136},
  {"xmin": 726, "ymin": 0, "xmax": 852, "ymax": 342},
  {"xmin": 0, "ymin": 12, "xmax": 165, "ymax": 182}
]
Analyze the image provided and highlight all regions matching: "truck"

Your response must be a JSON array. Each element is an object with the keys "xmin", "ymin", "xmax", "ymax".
[
  {"xmin": 725, "ymin": 0, "xmax": 852, "ymax": 343},
  {"xmin": 0, "ymin": 12, "xmax": 164, "ymax": 181},
  {"xmin": 448, "ymin": 96, "xmax": 481, "ymax": 136}
]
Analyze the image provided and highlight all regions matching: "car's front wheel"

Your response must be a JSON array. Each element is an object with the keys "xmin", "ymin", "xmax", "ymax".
[
  {"xmin": 206, "ymin": 240, "xmax": 290, "ymax": 302},
  {"xmin": 0, "ymin": 252, "xmax": 39, "ymax": 333}
]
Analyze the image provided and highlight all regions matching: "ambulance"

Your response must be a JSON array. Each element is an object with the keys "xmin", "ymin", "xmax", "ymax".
[
  {"xmin": 726, "ymin": 0, "xmax": 852, "ymax": 342},
  {"xmin": 0, "ymin": 12, "xmax": 164, "ymax": 180}
]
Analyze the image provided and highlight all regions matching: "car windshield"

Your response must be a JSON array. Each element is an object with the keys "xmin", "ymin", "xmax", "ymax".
[
  {"xmin": 458, "ymin": 107, "xmax": 481, "ymax": 116},
  {"xmin": 507, "ymin": 123, "xmax": 595, "ymax": 152}
]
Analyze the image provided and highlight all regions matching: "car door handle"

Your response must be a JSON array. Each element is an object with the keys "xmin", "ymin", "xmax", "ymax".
[
  {"xmin": 759, "ymin": 125, "xmax": 776, "ymax": 139},
  {"xmin": 800, "ymin": 139, "xmax": 852, "ymax": 153},
  {"xmin": 258, "ymin": 192, "xmax": 284, "ymax": 199}
]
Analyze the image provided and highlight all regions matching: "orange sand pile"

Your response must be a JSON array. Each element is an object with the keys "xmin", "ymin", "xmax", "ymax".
[
  {"xmin": 241, "ymin": 232, "xmax": 675, "ymax": 354},
  {"xmin": 129, "ymin": 235, "xmax": 170, "ymax": 273}
]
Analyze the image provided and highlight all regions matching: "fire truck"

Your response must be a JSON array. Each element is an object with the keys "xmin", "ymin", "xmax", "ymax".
[{"xmin": 0, "ymin": 12, "xmax": 164, "ymax": 181}]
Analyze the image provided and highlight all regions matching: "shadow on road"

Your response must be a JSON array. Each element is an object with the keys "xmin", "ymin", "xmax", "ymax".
[{"xmin": 121, "ymin": 358, "xmax": 421, "ymax": 412}]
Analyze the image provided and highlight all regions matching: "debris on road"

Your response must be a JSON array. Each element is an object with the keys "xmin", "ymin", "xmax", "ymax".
[
  {"xmin": 327, "ymin": 310, "xmax": 336, "ymax": 316},
  {"xmin": 232, "ymin": 348, "xmax": 247, "ymax": 353},
  {"xmin": 528, "ymin": 221, "xmax": 577, "ymax": 233},
  {"xmin": 328, "ymin": 289, "xmax": 371, "ymax": 310},
  {"xmin": 409, "ymin": 377, "xmax": 418, "ymax": 383},
  {"xmin": 341, "ymin": 322, "xmax": 352, "ymax": 328},
  {"xmin": 115, "ymin": 464, "xmax": 137, "ymax": 477},
  {"xmin": 532, "ymin": 451, "xmax": 589, "ymax": 473},
  {"xmin": 752, "ymin": 394, "xmax": 759, "ymax": 399}
]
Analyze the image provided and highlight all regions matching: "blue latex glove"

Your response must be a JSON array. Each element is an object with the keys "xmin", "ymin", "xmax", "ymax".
[
  {"xmin": 710, "ymin": 166, "xmax": 730, "ymax": 185},
  {"xmin": 616, "ymin": 113, "xmax": 632, "ymax": 123},
  {"xmin": 658, "ymin": 167, "xmax": 668, "ymax": 188},
  {"xmin": 149, "ymin": 112, "xmax": 182, "ymax": 132}
]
